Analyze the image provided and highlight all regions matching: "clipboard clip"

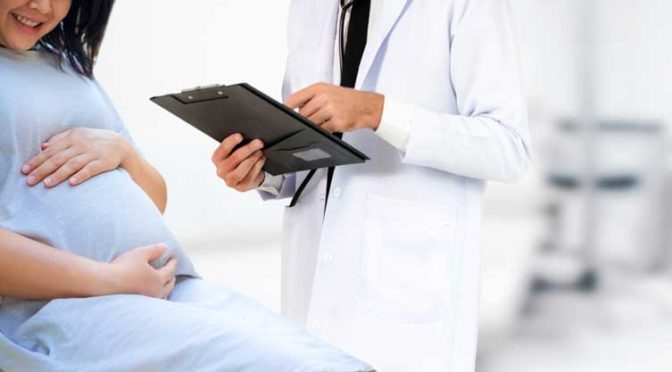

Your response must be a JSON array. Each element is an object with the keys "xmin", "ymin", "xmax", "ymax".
[
  {"xmin": 175, "ymin": 84, "xmax": 229, "ymax": 104},
  {"xmin": 181, "ymin": 84, "xmax": 224, "ymax": 93}
]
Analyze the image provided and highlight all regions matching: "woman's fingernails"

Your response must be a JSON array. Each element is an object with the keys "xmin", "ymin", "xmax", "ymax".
[
  {"xmin": 44, "ymin": 177, "xmax": 52, "ymax": 187},
  {"xmin": 69, "ymin": 177, "xmax": 77, "ymax": 185},
  {"xmin": 26, "ymin": 176, "xmax": 36, "ymax": 185},
  {"xmin": 21, "ymin": 165, "xmax": 30, "ymax": 174}
]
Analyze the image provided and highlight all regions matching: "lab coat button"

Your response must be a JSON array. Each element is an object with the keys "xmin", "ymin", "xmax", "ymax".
[{"xmin": 332, "ymin": 187, "xmax": 342, "ymax": 199}]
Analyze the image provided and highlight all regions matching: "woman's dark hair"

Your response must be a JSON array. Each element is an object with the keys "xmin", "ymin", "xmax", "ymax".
[{"xmin": 38, "ymin": 0, "xmax": 116, "ymax": 78}]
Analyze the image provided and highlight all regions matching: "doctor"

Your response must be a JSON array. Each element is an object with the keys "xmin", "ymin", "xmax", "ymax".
[{"xmin": 212, "ymin": 0, "xmax": 530, "ymax": 370}]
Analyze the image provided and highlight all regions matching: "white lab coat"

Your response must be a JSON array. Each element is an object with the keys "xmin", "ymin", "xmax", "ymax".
[{"xmin": 266, "ymin": 0, "xmax": 531, "ymax": 371}]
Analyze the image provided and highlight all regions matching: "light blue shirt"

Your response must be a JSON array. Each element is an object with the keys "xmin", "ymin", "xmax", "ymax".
[{"xmin": 0, "ymin": 47, "xmax": 197, "ymax": 336}]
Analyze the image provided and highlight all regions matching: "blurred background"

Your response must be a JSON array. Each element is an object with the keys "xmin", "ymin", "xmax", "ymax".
[{"xmin": 95, "ymin": 0, "xmax": 672, "ymax": 371}]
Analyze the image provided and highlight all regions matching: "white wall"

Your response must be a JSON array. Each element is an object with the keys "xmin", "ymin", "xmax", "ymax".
[
  {"xmin": 595, "ymin": 0, "xmax": 672, "ymax": 122},
  {"xmin": 514, "ymin": 0, "xmax": 672, "ymax": 123}
]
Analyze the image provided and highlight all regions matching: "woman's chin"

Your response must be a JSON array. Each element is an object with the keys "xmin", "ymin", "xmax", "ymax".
[
  {"xmin": 3, "ymin": 41, "xmax": 36, "ymax": 52},
  {"xmin": 0, "ymin": 36, "xmax": 39, "ymax": 52}
]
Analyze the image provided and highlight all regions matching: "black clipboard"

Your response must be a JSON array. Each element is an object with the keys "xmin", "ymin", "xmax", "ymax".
[{"xmin": 150, "ymin": 83, "xmax": 369, "ymax": 176}]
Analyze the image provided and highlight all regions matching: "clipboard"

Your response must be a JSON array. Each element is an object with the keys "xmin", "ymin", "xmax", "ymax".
[{"xmin": 150, "ymin": 83, "xmax": 369, "ymax": 176}]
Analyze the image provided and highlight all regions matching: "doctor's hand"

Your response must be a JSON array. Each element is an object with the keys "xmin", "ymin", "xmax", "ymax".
[
  {"xmin": 285, "ymin": 83, "xmax": 384, "ymax": 133},
  {"xmin": 21, "ymin": 127, "xmax": 133, "ymax": 188},
  {"xmin": 108, "ymin": 243, "xmax": 178, "ymax": 299},
  {"xmin": 212, "ymin": 134, "xmax": 266, "ymax": 192}
]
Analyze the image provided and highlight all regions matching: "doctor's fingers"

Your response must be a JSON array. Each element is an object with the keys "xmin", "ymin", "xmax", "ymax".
[
  {"xmin": 298, "ymin": 94, "xmax": 329, "ymax": 120},
  {"xmin": 320, "ymin": 120, "xmax": 337, "ymax": 133},
  {"xmin": 307, "ymin": 108, "xmax": 335, "ymax": 129},
  {"xmin": 321, "ymin": 117, "xmax": 352, "ymax": 134},
  {"xmin": 217, "ymin": 140, "xmax": 264, "ymax": 175},
  {"xmin": 224, "ymin": 150, "xmax": 264, "ymax": 188},
  {"xmin": 285, "ymin": 82, "xmax": 332, "ymax": 109},
  {"xmin": 24, "ymin": 146, "xmax": 81, "ymax": 186},
  {"xmin": 236, "ymin": 156, "xmax": 266, "ymax": 191},
  {"xmin": 211, "ymin": 133, "xmax": 244, "ymax": 164}
]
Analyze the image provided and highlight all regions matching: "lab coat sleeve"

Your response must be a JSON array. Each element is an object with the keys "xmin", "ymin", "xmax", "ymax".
[
  {"xmin": 396, "ymin": 0, "xmax": 531, "ymax": 183},
  {"xmin": 259, "ymin": 173, "xmax": 296, "ymax": 201},
  {"xmin": 257, "ymin": 172, "xmax": 285, "ymax": 196}
]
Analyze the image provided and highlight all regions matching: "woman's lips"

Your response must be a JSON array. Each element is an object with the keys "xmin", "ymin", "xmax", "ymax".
[{"xmin": 11, "ymin": 13, "xmax": 44, "ymax": 35}]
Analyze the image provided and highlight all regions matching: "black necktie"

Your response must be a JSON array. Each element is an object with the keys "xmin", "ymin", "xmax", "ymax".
[{"xmin": 289, "ymin": 0, "xmax": 370, "ymax": 209}]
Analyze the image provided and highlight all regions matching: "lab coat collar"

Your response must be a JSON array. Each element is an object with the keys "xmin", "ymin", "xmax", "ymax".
[
  {"xmin": 356, "ymin": 0, "xmax": 410, "ymax": 89},
  {"xmin": 314, "ymin": 1, "xmax": 340, "ymax": 84},
  {"xmin": 306, "ymin": 0, "xmax": 410, "ymax": 88}
]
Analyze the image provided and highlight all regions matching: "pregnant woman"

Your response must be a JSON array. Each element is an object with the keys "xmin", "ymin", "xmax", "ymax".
[{"xmin": 0, "ymin": 0, "xmax": 372, "ymax": 371}]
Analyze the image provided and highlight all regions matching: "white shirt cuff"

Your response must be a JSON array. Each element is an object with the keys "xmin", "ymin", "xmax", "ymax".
[
  {"xmin": 374, "ymin": 97, "xmax": 412, "ymax": 152},
  {"xmin": 257, "ymin": 172, "xmax": 285, "ymax": 196}
]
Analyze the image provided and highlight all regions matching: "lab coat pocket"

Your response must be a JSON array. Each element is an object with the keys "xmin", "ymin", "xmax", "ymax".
[{"xmin": 358, "ymin": 194, "xmax": 456, "ymax": 323}]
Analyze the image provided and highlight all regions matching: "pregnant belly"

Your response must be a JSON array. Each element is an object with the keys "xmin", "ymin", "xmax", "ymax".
[{"xmin": 2, "ymin": 169, "xmax": 196, "ymax": 276}]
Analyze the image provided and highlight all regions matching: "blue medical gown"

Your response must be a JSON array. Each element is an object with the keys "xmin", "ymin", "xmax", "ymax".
[{"xmin": 0, "ymin": 278, "xmax": 372, "ymax": 372}]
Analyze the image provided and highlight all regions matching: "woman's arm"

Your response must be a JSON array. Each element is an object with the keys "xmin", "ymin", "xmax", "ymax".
[
  {"xmin": 21, "ymin": 128, "xmax": 168, "ymax": 213},
  {"xmin": 0, "ymin": 228, "xmax": 177, "ymax": 300},
  {"xmin": 119, "ymin": 139, "xmax": 168, "ymax": 213}
]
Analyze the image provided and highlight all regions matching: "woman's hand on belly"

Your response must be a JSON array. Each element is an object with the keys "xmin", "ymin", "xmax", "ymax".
[
  {"xmin": 20, "ymin": 127, "xmax": 169, "ymax": 213},
  {"xmin": 21, "ymin": 127, "xmax": 127, "ymax": 188},
  {"xmin": 108, "ymin": 243, "xmax": 178, "ymax": 299}
]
